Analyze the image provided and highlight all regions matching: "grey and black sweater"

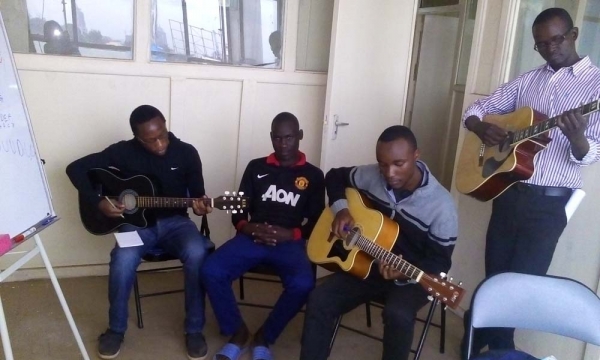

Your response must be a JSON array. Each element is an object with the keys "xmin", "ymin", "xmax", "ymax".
[{"xmin": 326, "ymin": 161, "xmax": 458, "ymax": 276}]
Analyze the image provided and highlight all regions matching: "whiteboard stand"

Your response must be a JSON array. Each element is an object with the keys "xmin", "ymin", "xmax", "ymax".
[{"xmin": 0, "ymin": 234, "xmax": 90, "ymax": 360}]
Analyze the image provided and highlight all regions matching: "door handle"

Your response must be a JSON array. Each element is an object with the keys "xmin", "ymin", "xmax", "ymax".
[{"xmin": 333, "ymin": 115, "xmax": 350, "ymax": 139}]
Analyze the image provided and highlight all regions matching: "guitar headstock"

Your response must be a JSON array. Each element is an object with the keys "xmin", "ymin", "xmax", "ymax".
[
  {"xmin": 419, "ymin": 272, "xmax": 466, "ymax": 310},
  {"xmin": 215, "ymin": 191, "xmax": 249, "ymax": 214}
]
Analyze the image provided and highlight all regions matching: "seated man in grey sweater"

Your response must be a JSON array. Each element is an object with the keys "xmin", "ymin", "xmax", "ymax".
[{"xmin": 300, "ymin": 125, "xmax": 458, "ymax": 360}]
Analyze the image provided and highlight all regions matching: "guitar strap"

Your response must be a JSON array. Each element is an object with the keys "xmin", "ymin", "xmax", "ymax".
[{"xmin": 200, "ymin": 215, "xmax": 210, "ymax": 239}]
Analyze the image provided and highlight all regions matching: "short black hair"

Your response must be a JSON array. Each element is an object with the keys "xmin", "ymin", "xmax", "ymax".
[
  {"xmin": 533, "ymin": 8, "xmax": 573, "ymax": 30},
  {"xmin": 377, "ymin": 125, "xmax": 417, "ymax": 149},
  {"xmin": 271, "ymin": 112, "xmax": 299, "ymax": 131},
  {"xmin": 130, "ymin": 105, "xmax": 165, "ymax": 135}
]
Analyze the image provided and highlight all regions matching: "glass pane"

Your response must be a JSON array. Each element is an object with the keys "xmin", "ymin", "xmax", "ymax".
[
  {"xmin": 580, "ymin": 0, "xmax": 600, "ymax": 65},
  {"xmin": 509, "ymin": 1, "xmax": 579, "ymax": 80},
  {"xmin": 420, "ymin": 0, "xmax": 459, "ymax": 8},
  {"xmin": 152, "ymin": 0, "xmax": 284, "ymax": 69},
  {"xmin": 0, "ymin": 0, "xmax": 134, "ymax": 59},
  {"xmin": 296, "ymin": 0, "xmax": 333, "ymax": 72},
  {"xmin": 456, "ymin": 0, "xmax": 478, "ymax": 85}
]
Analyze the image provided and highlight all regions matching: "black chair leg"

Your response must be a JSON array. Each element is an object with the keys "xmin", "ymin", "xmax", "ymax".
[
  {"xmin": 328, "ymin": 316, "xmax": 343, "ymax": 358},
  {"xmin": 440, "ymin": 304, "xmax": 446, "ymax": 353},
  {"xmin": 239, "ymin": 275, "xmax": 245, "ymax": 300},
  {"xmin": 366, "ymin": 302, "xmax": 372, "ymax": 328},
  {"xmin": 133, "ymin": 275, "xmax": 144, "ymax": 329},
  {"xmin": 414, "ymin": 299, "xmax": 439, "ymax": 360}
]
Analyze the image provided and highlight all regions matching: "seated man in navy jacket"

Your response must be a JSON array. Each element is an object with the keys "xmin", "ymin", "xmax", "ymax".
[{"xmin": 201, "ymin": 112, "xmax": 325, "ymax": 360}]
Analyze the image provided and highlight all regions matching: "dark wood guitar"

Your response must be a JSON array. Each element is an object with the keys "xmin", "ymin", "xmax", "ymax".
[
  {"xmin": 455, "ymin": 100, "xmax": 599, "ymax": 201},
  {"xmin": 307, "ymin": 188, "xmax": 465, "ymax": 309},
  {"xmin": 79, "ymin": 168, "xmax": 248, "ymax": 235}
]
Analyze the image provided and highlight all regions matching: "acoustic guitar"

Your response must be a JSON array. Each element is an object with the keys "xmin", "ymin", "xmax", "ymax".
[
  {"xmin": 455, "ymin": 100, "xmax": 599, "ymax": 201},
  {"xmin": 307, "ymin": 188, "xmax": 465, "ymax": 309},
  {"xmin": 79, "ymin": 168, "xmax": 248, "ymax": 235}
]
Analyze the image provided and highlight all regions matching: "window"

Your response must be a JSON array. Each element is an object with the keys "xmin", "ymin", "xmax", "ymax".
[
  {"xmin": 579, "ymin": 0, "xmax": 600, "ymax": 65},
  {"xmin": 152, "ymin": 0, "xmax": 284, "ymax": 68},
  {"xmin": 420, "ymin": 0, "xmax": 460, "ymax": 8},
  {"xmin": 296, "ymin": 0, "xmax": 333, "ymax": 72},
  {"xmin": 0, "ymin": 0, "xmax": 134, "ymax": 59},
  {"xmin": 509, "ymin": 1, "xmax": 579, "ymax": 80}
]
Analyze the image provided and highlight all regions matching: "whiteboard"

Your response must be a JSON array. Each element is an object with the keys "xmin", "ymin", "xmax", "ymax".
[{"xmin": 0, "ymin": 13, "xmax": 55, "ymax": 238}]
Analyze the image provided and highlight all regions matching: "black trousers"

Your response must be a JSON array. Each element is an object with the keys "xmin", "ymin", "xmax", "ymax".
[
  {"xmin": 300, "ymin": 271, "xmax": 429, "ymax": 360},
  {"xmin": 463, "ymin": 185, "xmax": 570, "ymax": 358}
]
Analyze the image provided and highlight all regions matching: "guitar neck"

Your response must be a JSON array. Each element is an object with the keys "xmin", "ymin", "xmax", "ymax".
[
  {"xmin": 136, "ymin": 197, "xmax": 212, "ymax": 208},
  {"xmin": 510, "ymin": 99, "xmax": 599, "ymax": 144},
  {"xmin": 352, "ymin": 232, "xmax": 424, "ymax": 282}
]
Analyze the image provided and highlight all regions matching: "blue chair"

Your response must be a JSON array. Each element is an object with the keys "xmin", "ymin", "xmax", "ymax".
[
  {"xmin": 465, "ymin": 272, "xmax": 600, "ymax": 359},
  {"xmin": 132, "ymin": 215, "xmax": 214, "ymax": 329}
]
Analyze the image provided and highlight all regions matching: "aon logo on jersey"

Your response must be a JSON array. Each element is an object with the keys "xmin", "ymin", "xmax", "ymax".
[{"xmin": 261, "ymin": 185, "xmax": 300, "ymax": 207}]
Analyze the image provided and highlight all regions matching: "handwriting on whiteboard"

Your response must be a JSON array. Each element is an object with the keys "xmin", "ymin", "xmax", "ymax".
[
  {"xmin": 0, "ymin": 112, "xmax": 14, "ymax": 129},
  {"xmin": 0, "ymin": 138, "xmax": 36, "ymax": 159}
]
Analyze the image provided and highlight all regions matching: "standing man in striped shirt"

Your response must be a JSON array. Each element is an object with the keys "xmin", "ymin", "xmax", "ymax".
[{"xmin": 460, "ymin": 7, "xmax": 600, "ymax": 357}]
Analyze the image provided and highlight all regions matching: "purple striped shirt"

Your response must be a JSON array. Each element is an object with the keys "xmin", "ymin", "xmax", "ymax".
[{"xmin": 463, "ymin": 56, "xmax": 600, "ymax": 189}]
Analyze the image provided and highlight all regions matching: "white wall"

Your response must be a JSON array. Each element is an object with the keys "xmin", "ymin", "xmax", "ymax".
[
  {"xmin": 0, "ymin": 0, "xmax": 327, "ymax": 277},
  {"xmin": 451, "ymin": 1, "xmax": 600, "ymax": 359}
]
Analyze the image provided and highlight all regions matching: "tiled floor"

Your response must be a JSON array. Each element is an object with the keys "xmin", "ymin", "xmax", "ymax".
[{"xmin": 0, "ymin": 271, "xmax": 464, "ymax": 359}]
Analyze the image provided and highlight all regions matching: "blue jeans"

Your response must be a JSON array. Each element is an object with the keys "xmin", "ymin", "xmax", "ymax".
[
  {"xmin": 108, "ymin": 215, "xmax": 209, "ymax": 334},
  {"xmin": 201, "ymin": 233, "xmax": 315, "ymax": 344}
]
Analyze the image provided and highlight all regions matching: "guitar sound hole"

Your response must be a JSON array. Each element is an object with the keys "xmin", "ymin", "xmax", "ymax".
[{"xmin": 120, "ymin": 191, "xmax": 139, "ymax": 213}]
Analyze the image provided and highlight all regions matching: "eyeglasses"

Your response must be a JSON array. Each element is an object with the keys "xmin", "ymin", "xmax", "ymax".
[{"xmin": 534, "ymin": 28, "xmax": 573, "ymax": 52}]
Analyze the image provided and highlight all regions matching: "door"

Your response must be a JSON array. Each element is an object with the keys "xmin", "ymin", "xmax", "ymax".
[
  {"xmin": 404, "ymin": 0, "xmax": 478, "ymax": 188},
  {"xmin": 319, "ymin": 0, "xmax": 419, "ymax": 171}
]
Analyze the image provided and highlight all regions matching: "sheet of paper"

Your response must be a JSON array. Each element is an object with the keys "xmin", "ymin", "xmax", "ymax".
[
  {"xmin": 114, "ymin": 231, "xmax": 144, "ymax": 248},
  {"xmin": 565, "ymin": 188, "xmax": 586, "ymax": 223}
]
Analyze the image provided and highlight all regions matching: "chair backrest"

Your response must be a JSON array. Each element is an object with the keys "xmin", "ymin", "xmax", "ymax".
[{"xmin": 470, "ymin": 272, "xmax": 600, "ymax": 345}]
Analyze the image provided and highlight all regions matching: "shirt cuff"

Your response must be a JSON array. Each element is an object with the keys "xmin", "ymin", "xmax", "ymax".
[
  {"xmin": 292, "ymin": 228, "xmax": 302, "ymax": 241},
  {"xmin": 330, "ymin": 199, "xmax": 349, "ymax": 215},
  {"xmin": 235, "ymin": 220, "xmax": 248, "ymax": 232},
  {"xmin": 462, "ymin": 106, "xmax": 485, "ymax": 128},
  {"xmin": 570, "ymin": 138, "xmax": 599, "ymax": 165}
]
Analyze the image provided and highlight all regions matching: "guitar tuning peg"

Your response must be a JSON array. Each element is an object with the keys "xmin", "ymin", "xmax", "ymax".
[
  {"xmin": 225, "ymin": 191, "xmax": 230, "ymax": 195},
  {"xmin": 458, "ymin": 281, "xmax": 463, "ymax": 286},
  {"xmin": 240, "ymin": 210, "xmax": 244, "ymax": 213},
  {"xmin": 226, "ymin": 210, "xmax": 230, "ymax": 214},
  {"xmin": 427, "ymin": 295, "xmax": 434, "ymax": 302},
  {"xmin": 239, "ymin": 192, "xmax": 244, "ymax": 196},
  {"xmin": 439, "ymin": 272, "xmax": 447, "ymax": 279},
  {"xmin": 450, "ymin": 277, "xmax": 454, "ymax": 282},
  {"xmin": 232, "ymin": 210, "xmax": 238, "ymax": 214},
  {"xmin": 233, "ymin": 191, "xmax": 237, "ymax": 195}
]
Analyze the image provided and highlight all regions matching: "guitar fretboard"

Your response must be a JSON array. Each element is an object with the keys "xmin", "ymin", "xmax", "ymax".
[
  {"xmin": 511, "ymin": 100, "xmax": 599, "ymax": 144},
  {"xmin": 348, "ymin": 230, "xmax": 424, "ymax": 281},
  {"xmin": 136, "ymin": 197, "xmax": 210, "ymax": 208}
]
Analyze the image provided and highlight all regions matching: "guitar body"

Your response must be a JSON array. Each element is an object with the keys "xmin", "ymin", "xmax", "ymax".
[
  {"xmin": 307, "ymin": 188, "xmax": 399, "ymax": 279},
  {"xmin": 79, "ymin": 168, "xmax": 156, "ymax": 235},
  {"xmin": 455, "ymin": 106, "xmax": 551, "ymax": 201}
]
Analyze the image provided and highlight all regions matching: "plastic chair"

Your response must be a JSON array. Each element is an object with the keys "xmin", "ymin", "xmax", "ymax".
[
  {"xmin": 132, "ymin": 215, "xmax": 213, "ymax": 329},
  {"xmin": 465, "ymin": 272, "xmax": 600, "ymax": 359},
  {"xmin": 328, "ymin": 297, "xmax": 446, "ymax": 360}
]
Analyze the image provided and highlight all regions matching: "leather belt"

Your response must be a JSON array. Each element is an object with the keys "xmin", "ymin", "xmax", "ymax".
[{"xmin": 513, "ymin": 182, "xmax": 572, "ymax": 197}]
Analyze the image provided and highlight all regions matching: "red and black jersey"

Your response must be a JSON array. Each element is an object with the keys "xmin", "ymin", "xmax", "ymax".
[{"xmin": 232, "ymin": 152, "xmax": 325, "ymax": 240}]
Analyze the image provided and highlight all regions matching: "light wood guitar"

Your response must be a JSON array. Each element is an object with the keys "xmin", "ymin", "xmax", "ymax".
[
  {"xmin": 455, "ymin": 100, "xmax": 600, "ymax": 201},
  {"xmin": 307, "ymin": 188, "xmax": 465, "ymax": 309}
]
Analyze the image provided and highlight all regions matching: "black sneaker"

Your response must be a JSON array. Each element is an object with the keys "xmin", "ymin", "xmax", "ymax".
[
  {"xmin": 186, "ymin": 332, "xmax": 208, "ymax": 360},
  {"xmin": 98, "ymin": 329, "xmax": 124, "ymax": 359}
]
